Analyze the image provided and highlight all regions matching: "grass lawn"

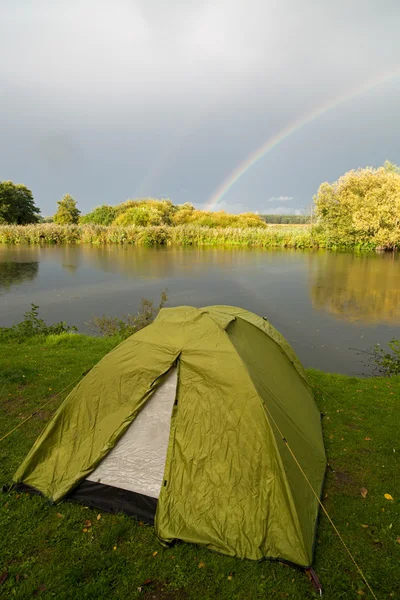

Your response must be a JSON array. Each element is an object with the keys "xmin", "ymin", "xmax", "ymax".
[{"xmin": 0, "ymin": 334, "xmax": 399, "ymax": 600}]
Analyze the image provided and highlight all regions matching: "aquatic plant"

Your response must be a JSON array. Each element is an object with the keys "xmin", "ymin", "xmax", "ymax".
[{"xmin": 0, "ymin": 222, "xmax": 398, "ymax": 249}]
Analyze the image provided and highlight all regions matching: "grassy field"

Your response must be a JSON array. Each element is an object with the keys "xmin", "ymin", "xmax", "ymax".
[{"xmin": 0, "ymin": 334, "xmax": 399, "ymax": 599}]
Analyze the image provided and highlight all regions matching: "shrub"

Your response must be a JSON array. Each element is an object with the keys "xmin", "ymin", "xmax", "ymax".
[
  {"xmin": 170, "ymin": 209, "xmax": 267, "ymax": 228},
  {"xmin": 114, "ymin": 206, "xmax": 164, "ymax": 227},
  {"xmin": 0, "ymin": 304, "xmax": 77, "ymax": 342},
  {"xmin": 113, "ymin": 198, "xmax": 175, "ymax": 225},
  {"xmin": 358, "ymin": 339, "xmax": 400, "ymax": 377},
  {"xmin": 80, "ymin": 205, "xmax": 116, "ymax": 226}
]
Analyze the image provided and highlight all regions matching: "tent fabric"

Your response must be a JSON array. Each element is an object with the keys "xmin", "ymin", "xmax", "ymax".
[
  {"xmin": 87, "ymin": 368, "xmax": 177, "ymax": 498},
  {"xmin": 14, "ymin": 305, "xmax": 326, "ymax": 567}
]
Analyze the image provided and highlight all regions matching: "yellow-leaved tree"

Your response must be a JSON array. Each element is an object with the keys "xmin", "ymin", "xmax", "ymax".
[{"xmin": 314, "ymin": 161, "xmax": 400, "ymax": 249}]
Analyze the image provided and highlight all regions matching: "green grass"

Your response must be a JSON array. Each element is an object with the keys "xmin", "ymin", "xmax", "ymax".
[{"xmin": 1, "ymin": 335, "xmax": 399, "ymax": 599}]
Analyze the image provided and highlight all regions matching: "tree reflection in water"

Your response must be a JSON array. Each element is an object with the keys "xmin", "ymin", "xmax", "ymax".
[
  {"xmin": 309, "ymin": 252, "xmax": 400, "ymax": 324},
  {"xmin": 0, "ymin": 261, "xmax": 39, "ymax": 293}
]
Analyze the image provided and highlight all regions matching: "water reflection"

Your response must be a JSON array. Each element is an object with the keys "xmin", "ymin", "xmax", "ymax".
[
  {"xmin": 77, "ymin": 245, "xmax": 266, "ymax": 279},
  {"xmin": 1, "ymin": 244, "xmax": 400, "ymax": 374},
  {"xmin": 309, "ymin": 252, "xmax": 400, "ymax": 324},
  {"xmin": 0, "ymin": 261, "xmax": 39, "ymax": 293}
]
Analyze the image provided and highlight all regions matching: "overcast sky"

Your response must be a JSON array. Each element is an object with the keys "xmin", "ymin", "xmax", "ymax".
[{"xmin": 1, "ymin": 0, "xmax": 399, "ymax": 216}]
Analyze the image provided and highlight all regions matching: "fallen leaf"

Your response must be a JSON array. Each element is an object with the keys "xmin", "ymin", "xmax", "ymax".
[
  {"xmin": 360, "ymin": 487, "xmax": 368, "ymax": 498},
  {"xmin": 198, "ymin": 561, "xmax": 206, "ymax": 568},
  {"xmin": 84, "ymin": 520, "xmax": 92, "ymax": 527},
  {"xmin": 33, "ymin": 584, "xmax": 47, "ymax": 596},
  {"xmin": 137, "ymin": 587, "xmax": 142, "ymax": 593},
  {"xmin": 227, "ymin": 574, "xmax": 233, "ymax": 581},
  {"xmin": 384, "ymin": 494, "xmax": 394, "ymax": 501},
  {"xmin": 97, "ymin": 513, "xmax": 101, "ymax": 520},
  {"xmin": 0, "ymin": 572, "xmax": 8, "ymax": 585},
  {"xmin": 113, "ymin": 546, "xmax": 117, "ymax": 551},
  {"xmin": 82, "ymin": 528, "xmax": 88, "ymax": 533},
  {"xmin": 357, "ymin": 591, "xmax": 365, "ymax": 596},
  {"xmin": 361, "ymin": 524, "xmax": 369, "ymax": 528},
  {"xmin": 364, "ymin": 437, "xmax": 372, "ymax": 441},
  {"xmin": 152, "ymin": 551, "xmax": 158, "ymax": 557},
  {"xmin": 56, "ymin": 513, "xmax": 63, "ymax": 519},
  {"xmin": 396, "ymin": 537, "xmax": 400, "ymax": 544},
  {"xmin": 142, "ymin": 579, "xmax": 153, "ymax": 586}
]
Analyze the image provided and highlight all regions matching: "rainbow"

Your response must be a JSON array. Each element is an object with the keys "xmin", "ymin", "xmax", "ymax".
[{"xmin": 205, "ymin": 70, "xmax": 400, "ymax": 211}]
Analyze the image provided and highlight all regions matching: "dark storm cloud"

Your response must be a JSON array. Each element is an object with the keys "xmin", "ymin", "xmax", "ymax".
[{"xmin": 0, "ymin": 0, "xmax": 399, "ymax": 215}]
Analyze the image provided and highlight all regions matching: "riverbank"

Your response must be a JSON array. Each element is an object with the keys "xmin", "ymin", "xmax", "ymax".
[
  {"xmin": 0, "ymin": 333, "xmax": 398, "ymax": 599},
  {"xmin": 1, "ymin": 223, "xmax": 398, "ymax": 250}
]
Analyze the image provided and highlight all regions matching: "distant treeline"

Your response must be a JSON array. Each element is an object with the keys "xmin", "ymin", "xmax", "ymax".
[
  {"xmin": 2, "ymin": 160, "xmax": 400, "ymax": 251},
  {"xmin": 260, "ymin": 215, "xmax": 311, "ymax": 224}
]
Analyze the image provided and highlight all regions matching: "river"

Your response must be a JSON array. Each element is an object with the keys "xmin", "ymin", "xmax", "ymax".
[{"xmin": 1, "ymin": 245, "xmax": 399, "ymax": 375}]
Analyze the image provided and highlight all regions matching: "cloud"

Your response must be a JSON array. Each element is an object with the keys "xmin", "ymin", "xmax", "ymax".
[{"xmin": 268, "ymin": 196, "xmax": 294, "ymax": 202}]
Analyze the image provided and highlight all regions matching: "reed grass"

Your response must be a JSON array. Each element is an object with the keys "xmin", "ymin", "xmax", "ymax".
[
  {"xmin": 0, "ymin": 223, "xmax": 316, "ymax": 248},
  {"xmin": 0, "ymin": 223, "xmax": 398, "ymax": 250}
]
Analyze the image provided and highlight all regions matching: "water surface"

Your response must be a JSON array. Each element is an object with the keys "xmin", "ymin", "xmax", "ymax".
[{"xmin": 1, "ymin": 245, "xmax": 399, "ymax": 375}]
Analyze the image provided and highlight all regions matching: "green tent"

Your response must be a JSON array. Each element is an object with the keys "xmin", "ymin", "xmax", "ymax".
[{"xmin": 14, "ymin": 305, "xmax": 326, "ymax": 567}]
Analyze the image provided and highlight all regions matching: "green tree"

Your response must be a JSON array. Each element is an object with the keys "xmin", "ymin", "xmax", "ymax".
[
  {"xmin": 114, "ymin": 205, "xmax": 164, "ymax": 226},
  {"xmin": 114, "ymin": 198, "xmax": 175, "ymax": 224},
  {"xmin": 80, "ymin": 205, "xmax": 116, "ymax": 225},
  {"xmin": 314, "ymin": 164, "xmax": 400, "ymax": 249},
  {"xmin": 0, "ymin": 180, "xmax": 40, "ymax": 224},
  {"xmin": 54, "ymin": 194, "xmax": 81, "ymax": 225}
]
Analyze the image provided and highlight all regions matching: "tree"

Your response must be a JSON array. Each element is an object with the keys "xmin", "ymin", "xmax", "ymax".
[
  {"xmin": 80, "ymin": 205, "xmax": 116, "ymax": 225},
  {"xmin": 314, "ymin": 164, "xmax": 400, "ymax": 249},
  {"xmin": 384, "ymin": 160, "xmax": 400, "ymax": 175},
  {"xmin": 113, "ymin": 205, "xmax": 164, "ymax": 227},
  {"xmin": 0, "ymin": 180, "xmax": 40, "ymax": 224},
  {"xmin": 54, "ymin": 194, "xmax": 81, "ymax": 225}
]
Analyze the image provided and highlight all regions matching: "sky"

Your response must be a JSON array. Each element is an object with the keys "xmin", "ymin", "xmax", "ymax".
[{"xmin": 1, "ymin": 0, "xmax": 400, "ymax": 216}]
